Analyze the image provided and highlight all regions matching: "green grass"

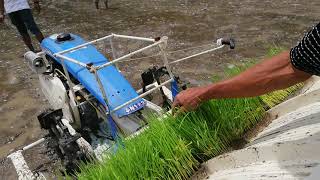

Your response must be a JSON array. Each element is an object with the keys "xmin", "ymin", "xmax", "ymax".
[{"xmin": 75, "ymin": 47, "xmax": 302, "ymax": 179}]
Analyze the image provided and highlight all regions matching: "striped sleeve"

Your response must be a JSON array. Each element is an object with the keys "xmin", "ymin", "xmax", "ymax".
[{"xmin": 290, "ymin": 22, "xmax": 320, "ymax": 76}]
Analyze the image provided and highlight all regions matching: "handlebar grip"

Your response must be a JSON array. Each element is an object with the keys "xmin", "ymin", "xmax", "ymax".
[{"xmin": 217, "ymin": 38, "xmax": 235, "ymax": 49}]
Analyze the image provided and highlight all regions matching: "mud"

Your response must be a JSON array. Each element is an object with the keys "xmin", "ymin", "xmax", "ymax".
[{"xmin": 0, "ymin": 0, "xmax": 319, "ymax": 179}]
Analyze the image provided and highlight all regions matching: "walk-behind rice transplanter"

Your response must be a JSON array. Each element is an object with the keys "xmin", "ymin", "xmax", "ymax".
[{"xmin": 7, "ymin": 33, "xmax": 235, "ymax": 179}]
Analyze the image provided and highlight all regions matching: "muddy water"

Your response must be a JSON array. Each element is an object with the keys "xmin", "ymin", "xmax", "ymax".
[{"xmin": 0, "ymin": 0, "xmax": 319, "ymax": 179}]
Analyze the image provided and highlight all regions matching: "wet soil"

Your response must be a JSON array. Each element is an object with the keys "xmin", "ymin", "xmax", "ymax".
[{"xmin": 0, "ymin": 0, "xmax": 319, "ymax": 179}]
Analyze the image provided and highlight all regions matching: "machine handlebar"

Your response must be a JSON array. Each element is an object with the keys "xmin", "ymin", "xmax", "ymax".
[{"xmin": 217, "ymin": 38, "xmax": 235, "ymax": 49}]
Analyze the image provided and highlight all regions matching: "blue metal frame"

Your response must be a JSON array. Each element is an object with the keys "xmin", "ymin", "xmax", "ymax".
[{"xmin": 41, "ymin": 34, "xmax": 145, "ymax": 118}]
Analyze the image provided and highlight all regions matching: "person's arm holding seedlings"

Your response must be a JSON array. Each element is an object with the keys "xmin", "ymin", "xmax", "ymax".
[{"xmin": 173, "ymin": 22, "xmax": 320, "ymax": 111}]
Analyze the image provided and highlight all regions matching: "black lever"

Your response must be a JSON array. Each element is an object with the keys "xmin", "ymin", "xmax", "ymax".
[{"xmin": 221, "ymin": 38, "xmax": 235, "ymax": 49}]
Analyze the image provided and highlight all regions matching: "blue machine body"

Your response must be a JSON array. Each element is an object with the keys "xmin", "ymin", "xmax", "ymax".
[{"xmin": 41, "ymin": 33, "xmax": 145, "ymax": 117}]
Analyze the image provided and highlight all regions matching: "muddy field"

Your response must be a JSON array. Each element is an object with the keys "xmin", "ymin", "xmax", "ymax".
[{"xmin": 0, "ymin": 0, "xmax": 319, "ymax": 179}]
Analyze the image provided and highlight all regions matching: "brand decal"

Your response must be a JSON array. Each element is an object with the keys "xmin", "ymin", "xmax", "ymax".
[{"xmin": 125, "ymin": 100, "xmax": 145, "ymax": 114}]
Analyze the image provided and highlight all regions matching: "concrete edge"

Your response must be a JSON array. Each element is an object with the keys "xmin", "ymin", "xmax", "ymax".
[{"xmin": 267, "ymin": 76, "xmax": 320, "ymax": 120}]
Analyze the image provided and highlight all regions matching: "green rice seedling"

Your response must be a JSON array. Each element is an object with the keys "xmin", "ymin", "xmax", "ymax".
[
  {"xmin": 77, "ymin": 118, "xmax": 198, "ymax": 180},
  {"xmin": 211, "ymin": 74, "xmax": 221, "ymax": 82},
  {"xmin": 266, "ymin": 45, "xmax": 286, "ymax": 57},
  {"xmin": 168, "ymin": 110, "xmax": 225, "ymax": 161},
  {"xmin": 260, "ymin": 83, "xmax": 303, "ymax": 108},
  {"xmin": 169, "ymin": 96, "xmax": 265, "ymax": 162}
]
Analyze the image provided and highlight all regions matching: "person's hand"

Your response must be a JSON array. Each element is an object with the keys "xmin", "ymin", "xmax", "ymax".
[
  {"xmin": 0, "ymin": 14, "xmax": 4, "ymax": 23},
  {"xmin": 34, "ymin": 2, "xmax": 41, "ymax": 13},
  {"xmin": 172, "ymin": 86, "xmax": 208, "ymax": 113}
]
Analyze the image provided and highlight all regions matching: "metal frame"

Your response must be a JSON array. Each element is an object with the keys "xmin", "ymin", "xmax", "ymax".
[
  {"xmin": 53, "ymin": 34, "xmax": 173, "ymax": 114},
  {"xmin": 52, "ymin": 34, "xmax": 226, "ymax": 114}
]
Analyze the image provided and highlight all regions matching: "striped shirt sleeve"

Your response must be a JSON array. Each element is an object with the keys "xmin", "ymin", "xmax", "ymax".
[{"xmin": 290, "ymin": 22, "xmax": 320, "ymax": 76}]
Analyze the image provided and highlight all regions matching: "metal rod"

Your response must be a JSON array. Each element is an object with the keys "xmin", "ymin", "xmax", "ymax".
[
  {"xmin": 169, "ymin": 45, "xmax": 225, "ymax": 64},
  {"xmin": 103, "ymin": 39, "xmax": 107, "ymax": 56},
  {"xmin": 60, "ymin": 58, "xmax": 78, "ymax": 105},
  {"xmin": 158, "ymin": 36, "xmax": 174, "ymax": 79},
  {"xmin": 113, "ymin": 34, "xmax": 155, "ymax": 42},
  {"xmin": 96, "ymin": 40, "xmax": 162, "ymax": 70},
  {"xmin": 54, "ymin": 68, "xmax": 68, "ymax": 80},
  {"xmin": 111, "ymin": 78, "xmax": 174, "ymax": 113},
  {"xmin": 109, "ymin": 37, "xmax": 119, "ymax": 70},
  {"xmin": 55, "ymin": 54, "xmax": 88, "ymax": 67},
  {"xmin": 93, "ymin": 69, "xmax": 110, "ymax": 110},
  {"xmin": 22, "ymin": 138, "xmax": 46, "ymax": 151},
  {"xmin": 137, "ymin": 82, "xmax": 157, "ymax": 94},
  {"xmin": 54, "ymin": 34, "xmax": 114, "ymax": 55},
  {"xmin": 110, "ymin": 38, "xmax": 117, "ymax": 60}
]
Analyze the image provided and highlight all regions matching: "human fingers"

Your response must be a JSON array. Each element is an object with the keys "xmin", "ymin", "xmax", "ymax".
[
  {"xmin": 173, "ymin": 106, "xmax": 187, "ymax": 118},
  {"xmin": 172, "ymin": 98, "xmax": 181, "ymax": 109},
  {"xmin": 172, "ymin": 98, "xmax": 181, "ymax": 115}
]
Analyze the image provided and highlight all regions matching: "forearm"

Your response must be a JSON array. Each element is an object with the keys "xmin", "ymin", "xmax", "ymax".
[{"xmin": 202, "ymin": 51, "xmax": 311, "ymax": 99}]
